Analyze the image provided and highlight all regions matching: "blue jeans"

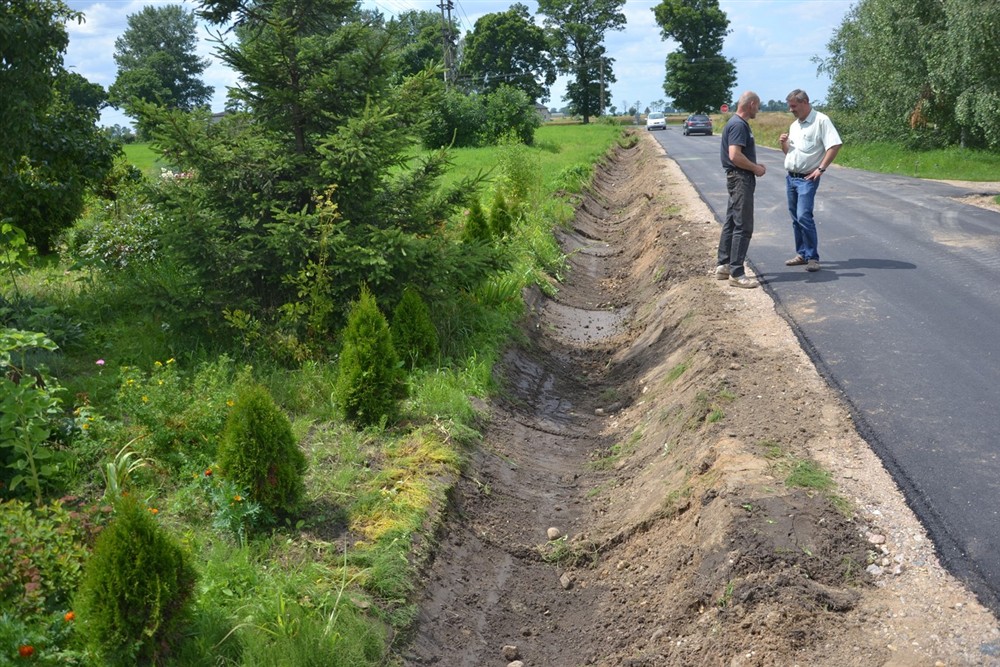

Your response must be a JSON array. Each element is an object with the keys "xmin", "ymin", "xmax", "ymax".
[
  {"xmin": 786, "ymin": 174, "xmax": 821, "ymax": 261},
  {"xmin": 718, "ymin": 170, "xmax": 755, "ymax": 278}
]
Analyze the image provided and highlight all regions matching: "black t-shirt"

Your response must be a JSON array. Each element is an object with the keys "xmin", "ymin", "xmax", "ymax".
[{"xmin": 720, "ymin": 115, "xmax": 756, "ymax": 172}]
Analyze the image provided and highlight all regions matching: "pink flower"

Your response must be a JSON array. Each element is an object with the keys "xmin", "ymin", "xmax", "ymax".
[{"xmin": 96, "ymin": 359, "xmax": 105, "ymax": 367}]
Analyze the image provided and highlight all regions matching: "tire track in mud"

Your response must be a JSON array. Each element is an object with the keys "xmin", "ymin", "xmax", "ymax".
[{"xmin": 400, "ymin": 143, "xmax": 650, "ymax": 666}]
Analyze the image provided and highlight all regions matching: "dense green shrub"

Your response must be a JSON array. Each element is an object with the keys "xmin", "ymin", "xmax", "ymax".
[
  {"xmin": 391, "ymin": 286, "xmax": 439, "ymax": 370},
  {"xmin": 461, "ymin": 198, "xmax": 492, "ymax": 244},
  {"xmin": 0, "ymin": 499, "xmax": 96, "ymax": 621},
  {"xmin": 334, "ymin": 287, "xmax": 403, "ymax": 427},
  {"xmin": 420, "ymin": 87, "xmax": 486, "ymax": 149},
  {"xmin": 489, "ymin": 190, "xmax": 514, "ymax": 238},
  {"xmin": 75, "ymin": 496, "xmax": 196, "ymax": 666},
  {"xmin": 483, "ymin": 84, "xmax": 540, "ymax": 146},
  {"xmin": 217, "ymin": 383, "xmax": 306, "ymax": 517}
]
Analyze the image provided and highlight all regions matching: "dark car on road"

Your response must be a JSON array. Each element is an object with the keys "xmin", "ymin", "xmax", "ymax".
[{"xmin": 682, "ymin": 114, "xmax": 713, "ymax": 136}]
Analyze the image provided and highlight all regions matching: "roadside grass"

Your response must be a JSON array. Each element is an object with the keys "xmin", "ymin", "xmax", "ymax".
[
  {"xmin": 1, "ymin": 123, "xmax": 624, "ymax": 663},
  {"xmin": 759, "ymin": 440, "xmax": 852, "ymax": 515}
]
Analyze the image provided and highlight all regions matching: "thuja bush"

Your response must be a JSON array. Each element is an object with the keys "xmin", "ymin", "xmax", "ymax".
[
  {"xmin": 334, "ymin": 287, "xmax": 403, "ymax": 427},
  {"xmin": 489, "ymin": 190, "xmax": 514, "ymax": 238},
  {"xmin": 75, "ymin": 496, "xmax": 196, "ymax": 666},
  {"xmin": 461, "ymin": 197, "xmax": 491, "ymax": 244},
  {"xmin": 216, "ymin": 383, "xmax": 306, "ymax": 518},
  {"xmin": 391, "ymin": 286, "xmax": 439, "ymax": 370}
]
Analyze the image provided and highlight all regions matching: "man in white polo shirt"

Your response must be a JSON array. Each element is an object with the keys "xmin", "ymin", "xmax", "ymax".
[{"xmin": 778, "ymin": 89, "xmax": 842, "ymax": 273}]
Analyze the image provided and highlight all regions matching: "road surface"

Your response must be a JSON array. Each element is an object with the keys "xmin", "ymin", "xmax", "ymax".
[{"xmin": 649, "ymin": 125, "xmax": 1000, "ymax": 615}]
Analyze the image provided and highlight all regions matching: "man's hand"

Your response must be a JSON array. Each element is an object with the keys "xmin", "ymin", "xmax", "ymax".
[{"xmin": 755, "ymin": 164, "xmax": 767, "ymax": 177}]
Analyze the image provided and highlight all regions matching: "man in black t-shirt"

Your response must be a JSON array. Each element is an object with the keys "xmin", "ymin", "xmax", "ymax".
[{"xmin": 717, "ymin": 91, "xmax": 767, "ymax": 288}]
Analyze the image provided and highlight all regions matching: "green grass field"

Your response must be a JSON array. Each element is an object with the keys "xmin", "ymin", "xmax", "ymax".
[{"xmin": 121, "ymin": 142, "xmax": 169, "ymax": 178}]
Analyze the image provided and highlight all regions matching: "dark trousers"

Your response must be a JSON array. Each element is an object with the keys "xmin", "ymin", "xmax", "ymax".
[{"xmin": 718, "ymin": 170, "xmax": 756, "ymax": 278}]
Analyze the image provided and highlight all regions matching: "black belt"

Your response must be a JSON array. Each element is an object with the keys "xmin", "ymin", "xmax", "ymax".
[{"xmin": 787, "ymin": 171, "xmax": 811, "ymax": 178}]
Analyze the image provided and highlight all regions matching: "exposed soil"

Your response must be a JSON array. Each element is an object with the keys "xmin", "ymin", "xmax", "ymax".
[{"xmin": 397, "ymin": 132, "xmax": 1000, "ymax": 666}]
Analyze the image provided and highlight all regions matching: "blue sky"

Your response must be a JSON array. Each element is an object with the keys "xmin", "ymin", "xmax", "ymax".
[{"xmin": 64, "ymin": 0, "xmax": 856, "ymax": 128}]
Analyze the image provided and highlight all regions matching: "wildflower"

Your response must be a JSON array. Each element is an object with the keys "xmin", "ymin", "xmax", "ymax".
[
  {"xmin": 65, "ymin": 610, "xmax": 75, "ymax": 622},
  {"xmin": 226, "ymin": 400, "xmax": 235, "ymax": 407},
  {"xmin": 154, "ymin": 361, "xmax": 162, "ymax": 368},
  {"xmin": 148, "ymin": 507, "xmax": 159, "ymax": 514},
  {"xmin": 166, "ymin": 358, "xmax": 175, "ymax": 364},
  {"xmin": 126, "ymin": 379, "xmax": 135, "ymax": 386},
  {"xmin": 233, "ymin": 494, "xmax": 243, "ymax": 502},
  {"xmin": 142, "ymin": 395, "xmax": 148, "ymax": 403},
  {"xmin": 81, "ymin": 423, "xmax": 89, "ymax": 430},
  {"xmin": 18, "ymin": 645, "xmax": 34, "ymax": 658},
  {"xmin": 204, "ymin": 469, "xmax": 212, "ymax": 477},
  {"xmin": 96, "ymin": 359, "xmax": 105, "ymax": 367}
]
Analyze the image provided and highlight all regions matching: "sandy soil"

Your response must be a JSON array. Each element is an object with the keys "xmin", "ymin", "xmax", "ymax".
[{"xmin": 396, "ymin": 131, "xmax": 1000, "ymax": 666}]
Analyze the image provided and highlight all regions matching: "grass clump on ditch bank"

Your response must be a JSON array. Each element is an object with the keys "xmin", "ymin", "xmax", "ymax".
[{"xmin": 0, "ymin": 123, "xmax": 623, "ymax": 663}]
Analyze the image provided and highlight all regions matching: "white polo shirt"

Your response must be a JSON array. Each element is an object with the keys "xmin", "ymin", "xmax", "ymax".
[{"xmin": 784, "ymin": 109, "xmax": 842, "ymax": 173}]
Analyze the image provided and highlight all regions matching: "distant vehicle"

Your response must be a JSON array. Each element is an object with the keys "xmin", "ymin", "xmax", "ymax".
[
  {"xmin": 682, "ymin": 114, "xmax": 713, "ymax": 136},
  {"xmin": 646, "ymin": 112, "xmax": 666, "ymax": 131}
]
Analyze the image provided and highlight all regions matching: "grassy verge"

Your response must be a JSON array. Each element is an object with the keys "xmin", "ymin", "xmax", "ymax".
[
  {"xmin": 0, "ymin": 123, "xmax": 625, "ymax": 664},
  {"xmin": 121, "ymin": 142, "xmax": 170, "ymax": 178}
]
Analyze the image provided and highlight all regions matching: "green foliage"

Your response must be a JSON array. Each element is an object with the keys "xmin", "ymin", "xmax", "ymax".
[
  {"xmin": 203, "ymin": 473, "xmax": 265, "ymax": 545},
  {"xmin": 0, "ymin": 329, "xmax": 68, "ymax": 503},
  {"xmin": 484, "ymin": 85, "xmax": 542, "ymax": 146},
  {"xmin": 391, "ymin": 286, "xmax": 439, "ymax": 370},
  {"xmin": 75, "ymin": 496, "xmax": 197, "ymax": 666},
  {"xmin": 420, "ymin": 86, "xmax": 486, "ymax": 149},
  {"xmin": 334, "ymin": 287, "xmax": 403, "ymax": 427},
  {"xmin": 489, "ymin": 190, "xmax": 515, "ymax": 238},
  {"xmin": 1, "ymin": 69, "xmax": 117, "ymax": 254},
  {"xmin": 0, "ymin": 499, "xmax": 96, "ymax": 622},
  {"xmin": 217, "ymin": 383, "xmax": 307, "ymax": 517},
  {"xmin": 537, "ymin": 0, "xmax": 626, "ymax": 122},
  {"xmin": 462, "ymin": 198, "xmax": 492, "ymax": 244},
  {"xmin": 108, "ymin": 4, "xmax": 213, "ymax": 129},
  {"xmin": 115, "ymin": 357, "xmax": 236, "ymax": 467},
  {"xmin": 460, "ymin": 3, "xmax": 556, "ymax": 101},
  {"xmin": 653, "ymin": 0, "xmax": 737, "ymax": 113}
]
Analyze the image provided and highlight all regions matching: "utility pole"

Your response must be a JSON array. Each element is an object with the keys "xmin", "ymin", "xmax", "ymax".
[
  {"xmin": 599, "ymin": 58, "xmax": 605, "ymax": 115},
  {"xmin": 438, "ymin": 0, "xmax": 455, "ymax": 88}
]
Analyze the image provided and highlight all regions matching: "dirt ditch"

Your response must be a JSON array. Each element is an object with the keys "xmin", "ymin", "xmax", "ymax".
[{"xmin": 397, "ymin": 131, "xmax": 1000, "ymax": 666}]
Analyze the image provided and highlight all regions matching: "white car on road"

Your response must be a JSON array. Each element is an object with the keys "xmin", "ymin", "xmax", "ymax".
[{"xmin": 646, "ymin": 112, "xmax": 666, "ymax": 131}]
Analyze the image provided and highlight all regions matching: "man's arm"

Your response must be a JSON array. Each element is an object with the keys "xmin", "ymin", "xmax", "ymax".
[{"xmin": 729, "ymin": 145, "xmax": 766, "ymax": 177}]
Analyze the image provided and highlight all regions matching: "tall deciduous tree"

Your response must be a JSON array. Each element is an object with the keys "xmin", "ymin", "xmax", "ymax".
[
  {"xmin": 460, "ymin": 3, "xmax": 556, "ymax": 102},
  {"xmin": 108, "ymin": 5, "xmax": 213, "ymax": 116},
  {"xmin": 537, "ymin": 0, "xmax": 625, "ymax": 123},
  {"xmin": 652, "ymin": 0, "xmax": 736, "ymax": 113},
  {"xmin": 820, "ymin": 0, "xmax": 943, "ymax": 139},
  {"xmin": 388, "ymin": 9, "xmax": 456, "ymax": 79},
  {"xmin": 653, "ymin": 0, "xmax": 736, "ymax": 112},
  {"xmin": 0, "ymin": 0, "xmax": 116, "ymax": 254}
]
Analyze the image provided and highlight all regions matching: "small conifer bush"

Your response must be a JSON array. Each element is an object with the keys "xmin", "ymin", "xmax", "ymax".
[
  {"xmin": 216, "ymin": 383, "xmax": 307, "ymax": 517},
  {"xmin": 391, "ymin": 286, "xmax": 440, "ymax": 370},
  {"xmin": 75, "ymin": 496, "xmax": 196, "ymax": 666},
  {"xmin": 489, "ymin": 190, "xmax": 513, "ymax": 238},
  {"xmin": 462, "ymin": 197, "xmax": 492, "ymax": 244},
  {"xmin": 334, "ymin": 286, "xmax": 403, "ymax": 427}
]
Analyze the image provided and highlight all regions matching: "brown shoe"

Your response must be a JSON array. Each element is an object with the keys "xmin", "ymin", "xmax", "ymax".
[
  {"xmin": 785, "ymin": 255, "xmax": 806, "ymax": 266},
  {"xmin": 728, "ymin": 275, "xmax": 758, "ymax": 289}
]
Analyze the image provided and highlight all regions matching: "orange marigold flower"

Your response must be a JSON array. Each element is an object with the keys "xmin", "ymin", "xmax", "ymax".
[
  {"xmin": 204, "ymin": 469, "xmax": 212, "ymax": 477},
  {"xmin": 18, "ymin": 645, "xmax": 34, "ymax": 657},
  {"xmin": 65, "ymin": 610, "xmax": 75, "ymax": 622},
  {"xmin": 148, "ymin": 507, "xmax": 159, "ymax": 514},
  {"xmin": 233, "ymin": 494, "xmax": 243, "ymax": 502}
]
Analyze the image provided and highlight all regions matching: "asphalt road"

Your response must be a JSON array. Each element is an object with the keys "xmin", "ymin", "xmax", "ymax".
[{"xmin": 648, "ymin": 125, "xmax": 1000, "ymax": 615}]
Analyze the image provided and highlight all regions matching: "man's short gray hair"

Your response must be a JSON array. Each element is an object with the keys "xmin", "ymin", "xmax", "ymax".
[
  {"xmin": 786, "ymin": 89, "xmax": 810, "ymax": 103},
  {"xmin": 738, "ymin": 91, "xmax": 760, "ymax": 109}
]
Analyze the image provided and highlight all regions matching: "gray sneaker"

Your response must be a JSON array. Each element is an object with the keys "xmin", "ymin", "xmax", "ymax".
[
  {"xmin": 715, "ymin": 265, "xmax": 729, "ymax": 280},
  {"xmin": 728, "ymin": 275, "xmax": 758, "ymax": 289},
  {"xmin": 806, "ymin": 259, "xmax": 820, "ymax": 272}
]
